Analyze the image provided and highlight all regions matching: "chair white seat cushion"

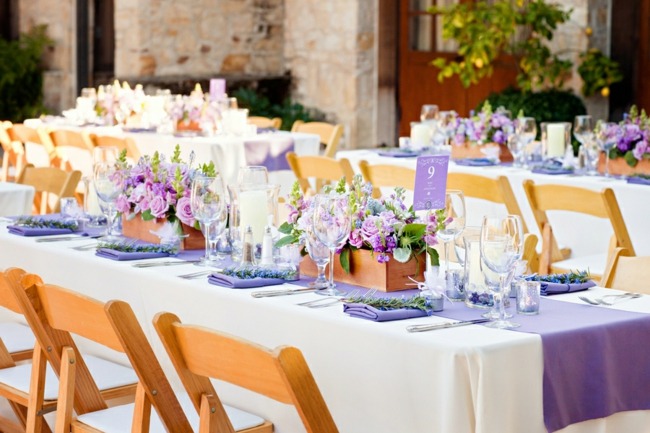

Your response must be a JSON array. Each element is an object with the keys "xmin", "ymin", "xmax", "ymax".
[
  {"xmin": 0, "ymin": 355, "xmax": 137, "ymax": 400},
  {"xmin": 76, "ymin": 392, "xmax": 265, "ymax": 432},
  {"xmin": 0, "ymin": 322, "xmax": 34, "ymax": 353},
  {"xmin": 551, "ymin": 253, "xmax": 607, "ymax": 277}
]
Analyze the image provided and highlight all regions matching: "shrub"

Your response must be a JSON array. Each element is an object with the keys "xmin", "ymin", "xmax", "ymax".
[{"xmin": 233, "ymin": 88, "xmax": 319, "ymax": 131}]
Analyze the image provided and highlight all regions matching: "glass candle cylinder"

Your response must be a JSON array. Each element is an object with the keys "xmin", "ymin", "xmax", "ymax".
[{"xmin": 541, "ymin": 122, "xmax": 571, "ymax": 159}]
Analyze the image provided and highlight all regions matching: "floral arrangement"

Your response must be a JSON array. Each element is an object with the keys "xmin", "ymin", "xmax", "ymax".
[
  {"xmin": 598, "ymin": 106, "xmax": 650, "ymax": 167},
  {"xmin": 115, "ymin": 145, "xmax": 216, "ymax": 230},
  {"xmin": 450, "ymin": 102, "xmax": 514, "ymax": 146},
  {"xmin": 277, "ymin": 175, "xmax": 448, "ymax": 271}
]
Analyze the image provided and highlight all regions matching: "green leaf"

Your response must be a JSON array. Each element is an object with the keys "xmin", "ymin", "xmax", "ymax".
[
  {"xmin": 624, "ymin": 151, "xmax": 639, "ymax": 167},
  {"xmin": 340, "ymin": 247, "xmax": 351, "ymax": 274},
  {"xmin": 277, "ymin": 221, "xmax": 294, "ymax": 235},
  {"xmin": 274, "ymin": 235, "xmax": 298, "ymax": 249},
  {"xmin": 427, "ymin": 247, "xmax": 440, "ymax": 267},
  {"xmin": 393, "ymin": 247, "xmax": 411, "ymax": 263},
  {"xmin": 141, "ymin": 210, "xmax": 155, "ymax": 221}
]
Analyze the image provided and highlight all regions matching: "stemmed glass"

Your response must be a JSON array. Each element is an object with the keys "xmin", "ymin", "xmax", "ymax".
[
  {"xmin": 420, "ymin": 104, "xmax": 439, "ymax": 123},
  {"xmin": 438, "ymin": 191, "xmax": 466, "ymax": 300},
  {"xmin": 574, "ymin": 115, "xmax": 598, "ymax": 175},
  {"xmin": 238, "ymin": 165, "xmax": 269, "ymax": 186},
  {"xmin": 595, "ymin": 121, "xmax": 619, "ymax": 178},
  {"xmin": 93, "ymin": 161, "xmax": 123, "ymax": 242},
  {"xmin": 480, "ymin": 215, "xmax": 524, "ymax": 329},
  {"xmin": 438, "ymin": 111, "xmax": 457, "ymax": 147},
  {"xmin": 515, "ymin": 117, "xmax": 537, "ymax": 168},
  {"xmin": 305, "ymin": 229, "xmax": 330, "ymax": 288},
  {"xmin": 190, "ymin": 176, "xmax": 227, "ymax": 266},
  {"xmin": 312, "ymin": 193, "xmax": 352, "ymax": 296}
]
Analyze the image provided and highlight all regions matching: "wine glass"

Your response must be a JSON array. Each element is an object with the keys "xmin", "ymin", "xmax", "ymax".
[
  {"xmin": 595, "ymin": 121, "xmax": 619, "ymax": 178},
  {"xmin": 437, "ymin": 111, "xmax": 457, "ymax": 147},
  {"xmin": 420, "ymin": 104, "xmax": 439, "ymax": 123},
  {"xmin": 438, "ymin": 191, "xmax": 466, "ymax": 300},
  {"xmin": 93, "ymin": 162, "xmax": 123, "ymax": 242},
  {"xmin": 305, "ymin": 229, "xmax": 330, "ymax": 288},
  {"xmin": 312, "ymin": 193, "xmax": 352, "ymax": 296},
  {"xmin": 480, "ymin": 215, "xmax": 524, "ymax": 329},
  {"xmin": 574, "ymin": 115, "xmax": 598, "ymax": 175},
  {"xmin": 191, "ymin": 176, "xmax": 227, "ymax": 266},
  {"xmin": 238, "ymin": 166, "xmax": 269, "ymax": 187},
  {"xmin": 515, "ymin": 117, "xmax": 537, "ymax": 168}
]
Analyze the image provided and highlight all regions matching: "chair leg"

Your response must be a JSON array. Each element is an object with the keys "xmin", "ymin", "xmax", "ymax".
[{"xmin": 538, "ymin": 223, "xmax": 553, "ymax": 276}]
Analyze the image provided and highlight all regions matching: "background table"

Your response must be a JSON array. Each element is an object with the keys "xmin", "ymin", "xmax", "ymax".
[
  {"xmin": 1, "ymin": 228, "xmax": 649, "ymax": 433},
  {"xmin": 0, "ymin": 182, "xmax": 34, "ymax": 216}
]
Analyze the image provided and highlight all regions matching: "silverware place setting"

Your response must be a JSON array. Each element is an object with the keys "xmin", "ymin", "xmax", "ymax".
[
  {"xmin": 132, "ymin": 260, "xmax": 200, "ymax": 268},
  {"xmin": 406, "ymin": 318, "xmax": 491, "ymax": 333},
  {"xmin": 177, "ymin": 270, "xmax": 216, "ymax": 280},
  {"xmin": 36, "ymin": 235, "xmax": 102, "ymax": 243},
  {"xmin": 578, "ymin": 292, "xmax": 642, "ymax": 306},
  {"xmin": 296, "ymin": 288, "xmax": 368, "ymax": 308},
  {"xmin": 251, "ymin": 287, "xmax": 319, "ymax": 298}
]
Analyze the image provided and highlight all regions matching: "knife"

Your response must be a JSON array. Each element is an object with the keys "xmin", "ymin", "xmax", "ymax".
[
  {"xmin": 132, "ymin": 260, "xmax": 201, "ymax": 268},
  {"xmin": 36, "ymin": 235, "xmax": 102, "ymax": 243},
  {"xmin": 406, "ymin": 318, "xmax": 491, "ymax": 333},
  {"xmin": 251, "ymin": 287, "xmax": 318, "ymax": 298}
]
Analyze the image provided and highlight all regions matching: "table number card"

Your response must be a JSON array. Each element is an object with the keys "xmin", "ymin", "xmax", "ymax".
[{"xmin": 413, "ymin": 155, "xmax": 449, "ymax": 211}]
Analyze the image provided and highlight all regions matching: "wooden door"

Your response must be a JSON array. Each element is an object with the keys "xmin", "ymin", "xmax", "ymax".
[
  {"xmin": 92, "ymin": 0, "xmax": 115, "ymax": 84},
  {"xmin": 637, "ymin": 0, "xmax": 650, "ymax": 111},
  {"xmin": 398, "ymin": 0, "xmax": 518, "ymax": 136}
]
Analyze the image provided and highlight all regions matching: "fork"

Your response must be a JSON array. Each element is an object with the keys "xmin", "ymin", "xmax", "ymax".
[
  {"xmin": 177, "ymin": 270, "xmax": 213, "ymax": 280},
  {"xmin": 297, "ymin": 289, "xmax": 362, "ymax": 308},
  {"xmin": 71, "ymin": 242, "xmax": 99, "ymax": 251},
  {"xmin": 595, "ymin": 292, "xmax": 642, "ymax": 305}
]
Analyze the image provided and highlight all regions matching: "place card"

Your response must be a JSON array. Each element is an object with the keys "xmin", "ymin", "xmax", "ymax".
[{"xmin": 413, "ymin": 155, "xmax": 449, "ymax": 211}]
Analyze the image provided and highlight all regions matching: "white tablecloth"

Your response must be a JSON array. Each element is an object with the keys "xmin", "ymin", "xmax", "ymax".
[
  {"xmin": 0, "ymin": 182, "xmax": 34, "ymax": 216},
  {"xmin": 338, "ymin": 150, "xmax": 650, "ymax": 272},
  {"xmin": 0, "ymin": 228, "xmax": 649, "ymax": 433}
]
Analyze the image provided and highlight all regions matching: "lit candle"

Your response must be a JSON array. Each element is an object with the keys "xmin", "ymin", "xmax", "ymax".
[
  {"xmin": 468, "ymin": 240, "xmax": 483, "ymax": 286},
  {"xmin": 546, "ymin": 123, "xmax": 566, "ymax": 158},
  {"xmin": 209, "ymin": 78, "xmax": 226, "ymax": 101},
  {"xmin": 410, "ymin": 123, "xmax": 431, "ymax": 150},
  {"xmin": 238, "ymin": 189, "xmax": 269, "ymax": 244}
]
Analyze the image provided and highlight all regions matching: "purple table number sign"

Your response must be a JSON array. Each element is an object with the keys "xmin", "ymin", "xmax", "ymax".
[{"xmin": 413, "ymin": 155, "xmax": 450, "ymax": 211}]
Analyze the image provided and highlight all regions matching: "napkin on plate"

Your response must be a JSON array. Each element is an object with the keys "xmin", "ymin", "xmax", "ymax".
[
  {"xmin": 95, "ymin": 249, "xmax": 169, "ymax": 261},
  {"xmin": 531, "ymin": 165, "xmax": 574, "ymax": 175},
  {"xmin": 454, "ymin": 158, "xmax": 497, "ymax": 167},
  {"xmin": 7, "ymin": 226, "xmax": 74, "ymax": 237},
  {"xmin": 627, "ymin": 176, "xmax": 650, "ymax": 186},
  {"xmin": 540, "ymin": 280, "xmax": 596, "ymax": 296},
  {"xmin": 343, "ymin": 303, "xmax": 429, "ymax": 322},
  {"xmin": 208, "ymin": 273, "xmax": 285, "ymax": 288}
]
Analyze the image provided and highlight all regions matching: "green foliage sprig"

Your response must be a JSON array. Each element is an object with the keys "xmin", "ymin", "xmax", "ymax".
[
  {"xmin": 97, "ymin": 241, "xmax": 177, "ymax": 255},
  {"xmin": 577, "ymin": 49, "xmax": 623, "ymax": 97},
  {"xmin": 220, "ymin": 266, "xmax": 297, "ymax": 280},
  {"xmin": 525, "ymin": 270, "xmax": 591, "ymax": 284},
  {"xmin": 345, "ymin": 295, "xmax": 433, "ymax": 313},
  {"xmin": 15, "ymin": 217, "xmax": 78, "ymax": 231}
]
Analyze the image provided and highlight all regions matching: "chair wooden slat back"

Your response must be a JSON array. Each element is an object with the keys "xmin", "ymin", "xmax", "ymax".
[
  {"xmin": 89, "ymin": 134, "xmax": 141, "ymax": 161},
  {"xmin": 154, "ymin": 312, "xmax": 339, "ymax": 433},
  {"xmin": 358, "ymin": 160, "xmax": 416, "ymax": 198},
  {"xmin": 447, "ymin": 173, "xmax": 528, "ymax": 233},
  {"xmin": 248, "ymin": 116, "xmax": 282, "ymax": 130},
  {"xmin": 48, "ymin": 130, "xmax": 94, "ymax": 152},
  {"xmin": 8, "ymin": 124, "xmax": 57, "ymax": 165},
  {"xmin": 286, "ymin": 152, "xmax": 355, "ymax": 196},
  {"xmin": 522, "ymin": 180, "xmax": 636, "ymax": 264},
  {"xmin": 17, "ymin": 164, "xmax": 82, "ymax": 214},
  {"xmin": 291, "ymin": 121, "xmax": 344, "ymax": 158},
  {"xmin": 0, "ymin": 122, "xmax": 24, "ymax": 182},
  {"xmin": 6, "ymin": 269, "xmax": 192, "ymax": 432},
  {"xmin": 601, "ymin": 248, "xmax": 650, "ymax": 293}
]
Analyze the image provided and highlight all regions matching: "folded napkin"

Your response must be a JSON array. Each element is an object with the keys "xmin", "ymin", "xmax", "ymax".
[
  {"xmin": 376, "ymin": 149, "xmax": 419, "ymax": 158},
  {"xmin": 454, "ymin": 158, "xmax": 497, "ymax": 167},
  {"xmin": 7, "ymin": 226, "xmax": 74, "ymax": 237},
  {"xmin": 95, "ymin": 249, "xmax": 169, "ymax": 261},
  {"xmin": 343, "ymin": 303, "xmax": 429, "ymax": 322},
  {"xmin": 208, "ymin": 273, "xmax": 285, "ymax": 288},
  {"xmin": 627, "ymin": 176, "xmax": 650, "ymax": 186},
  {"xmin": 540, "ymin": 280, "xmax": 596, "ymax": 296},
  {"xmin": 531, "ymin": 165, "xmax": 574, "ymax": 175}
]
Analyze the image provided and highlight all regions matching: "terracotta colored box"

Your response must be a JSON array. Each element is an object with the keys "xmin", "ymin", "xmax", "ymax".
[
  {"xmin": 451, "ymin": 142, "xmax": 513, "ymax": 162},
  {"xmin": 121, "ymin": 215, "xmax": 204, "ymax": 250}
]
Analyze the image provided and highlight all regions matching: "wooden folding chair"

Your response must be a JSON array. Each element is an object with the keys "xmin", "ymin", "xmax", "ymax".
[
  {"xmin": 48, "ymin": 129, "xmax": 95, "ymax": 175},
  {"xmin": 358, "ymin": 160, "xmax": 416, "ymax": 198},
  {"xmin": 522, "ymin": 180, "xmax": 635, "ymax": 277},
  {"xmin": 286, "ymin": 152, "xmax": 355, "ymax": 196},
  {"xmin": 248, "ymin": 116, "xmax": 281, "ymax": 130},
  {"xmin": 0, "ymin": 121, "xmax": 25, "ymax": 182},
  {"xmin": 600, "ymin": 248, "xmax": 650, "ymax": 293},
  {"xmin": 5, "ymin": 268, "xmax": 191, "ymax": 433},
  {"xmin": 8, "ymin": 124, "xmax": 58, "ymax": 168},
  {"xmin": 16, "ymin": 165, "xmax": 81, "ymax": 214},
  {"xmin": 154, "ymin": 312, "xmax": 337, "ymax": 433},
  {"xmin": 291, "ymin": 121, "xmax": 344, "ymax": 158},
  {"xmin": 88, "ymin": 134, "xmax": 142, "ymax": 161}
]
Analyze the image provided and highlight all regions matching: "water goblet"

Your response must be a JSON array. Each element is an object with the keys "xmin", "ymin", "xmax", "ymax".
[
  {"xmin": 595, "ymin": 121, "xmax": 619, "ymax": 178},
  {"xmin": 93, "ymin": 146, "xmax": 120, "ymax": 165},
  {"xmin": 480, "ymin": 215, "xmax": 524, "ymax": 329},
  {"xmin": 312, "ymin": 193, "xmax": 352, "ymax": 296},
  {"xmin": 438, "ymin": 190, "xmax": 466, "ymax": 300},
  {"xmin": 93, "ymin": 161, "xmax": 123, "ymax": 242},
  {"xmin": 238, "ymin": 165, "xmax": 269, "ymax": 187},
  {"xmin": 515, "ymin": 117, "xmax": 537, "ymax": 168},
  {"xmin": 191, "ymin": 176, "xmax": 227, "ymax": 266},
  {"xmin": 438, "ymin": 111, "xmax": 457, "ymax": 147},
  {"xmin": 574, "ymin": 115, "xmax": 598, "ymax": 175},
  {"xmin": 420, "ymin": 104, "xmax": 439, "ymax": 123},
  {"xmin": 305, "ymin": 230, "xmax": 330, "ymax": 289}
]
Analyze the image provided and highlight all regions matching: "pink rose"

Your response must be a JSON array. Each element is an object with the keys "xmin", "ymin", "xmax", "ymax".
[
  {"xmin": 175, "ymin": 196, "xmax": 194, "ymax": 226},
  {"xmin": 115, "ymin": 195, "xmax": 130, "ymax": 213},
  {"xmin": 149, "ymin": 196, "xmax": 169, "ymax": 218}
]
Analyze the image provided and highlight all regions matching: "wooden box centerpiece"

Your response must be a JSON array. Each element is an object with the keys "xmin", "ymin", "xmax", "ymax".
[{"xmin": 121, "ymin": 216, "xmax": 204, "ymax": 250}]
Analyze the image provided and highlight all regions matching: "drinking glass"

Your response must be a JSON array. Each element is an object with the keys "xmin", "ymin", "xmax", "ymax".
[
  {"xmin": 191, "ymin": 176, "xmax": 227, "ymax": 266},
  {"xmin": 507, "ymin": 134, "xmax": 524, "ymax": 168},
  {"xmin": 574, "ymin": 115, "xmax": 598, "ymax": 175},
  {"xmin": 438, "ymin": 111, "xmax": 457, "ymax": 147},
  {"xmin": 438, "ymin": 191, "xmax": 466, "ymax": 300},
  {"xmin": 515, "ymin": 117, "xmax": 537, "ymax": 168},
  {"xmin": 305, "ymin": 229, "xmax": 330, "ymax": 288},
  {"xmin": 595, "ymin": 121, "xmax": 619, "ymax": 178},
  {"xmin": 420, "ymin": 104, "xmax": 439, "ymax": 123},
  {"xmin": 93, "ymin": 162, "xmax": 122, "ymax": 242},
  {"xmin": 93, "ymin": 146, "xmax": 120, "ymax": 165},
  {"xmin": 238, "ymin": 166, "xmax": 269, "ymax": 187},
  {"xmin": 312, "ymin": 193, "xmax": 352, "ymax": 296},
  {"xmin": 480, "ymin": 215, "xmax": 524, "ymax": 329}
]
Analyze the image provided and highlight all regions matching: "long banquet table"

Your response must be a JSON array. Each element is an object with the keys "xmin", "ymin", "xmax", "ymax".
[
  {"xmin": 1, "ymin": 226, "xmax": 650, "ymax": 433},
  {"xmin": 338, "ymin": 149, "xmax": 650, "ymax": 273},
  {"xmin": 0, "ymin": 183, "xmax": 34, "ymax": 216}
]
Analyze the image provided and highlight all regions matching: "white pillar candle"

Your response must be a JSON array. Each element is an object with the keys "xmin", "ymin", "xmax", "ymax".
[
  {"xmin": 546, "ymin": 123, "xmax": 566, "ymax": 158},
  {"xmin": 238, "ymin": 189, "xmax": 269, "ymax": 244},
  {"xmin": 410, "ymin": 123, "xmax": 431, "ymax": 150},
  {"xmin": 468, "ymin": 240, "xmax": 483, "ymax": 287}
]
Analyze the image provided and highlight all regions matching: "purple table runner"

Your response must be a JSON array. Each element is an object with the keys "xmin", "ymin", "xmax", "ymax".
[{"xmin": 243, "ymin": 136, "xmax": 294, "ymax": 172}]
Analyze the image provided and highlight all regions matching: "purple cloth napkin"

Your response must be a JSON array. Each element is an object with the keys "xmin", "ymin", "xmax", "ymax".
[
  {"xmin": 243, "ymin": 136, "xmax": 294, "ymax": 172},
  {"xmin": 343, "ymin": 303, "xmax": 429, "ymax": 322},
  {"xmin": 540, "ymin": 280, "xmax": 596, "ymax": 296},
  {"xmin": 7, "ymin": 226, "xmax": 74, "ymax": 236},
  {"xmin": 376, "ymin": 149, "xmax": 419, "ymax": 158},
  {"xmin": 454, "ymin": 158, "xmax": 497, "ymax": 166},
  {"xmin": 627, "ymin": 176, "xmax": 650, "ymax": 186},
  {"xmin": 531, "ymin": 166, "xmax": 574, "ymax": 175},
  {"xmin": 95, "ymin": 249, "xmax": 169, "ymax": 261},
  {"xmin": 207, "ymin": 273, "xmax": 285, "ymax": 288}
]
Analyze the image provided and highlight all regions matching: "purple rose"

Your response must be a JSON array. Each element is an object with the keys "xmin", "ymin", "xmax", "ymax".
[
  {"xmin": 175, "ymin": 196, "xmax": 194, "ymax": 226},
  {"xmin": 115, "ymin": 194, "xmax": 130, "ymax": 213},
  {"xmin": 149, "ymin": 196, "xmax": 170, "ymax": 218}
]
